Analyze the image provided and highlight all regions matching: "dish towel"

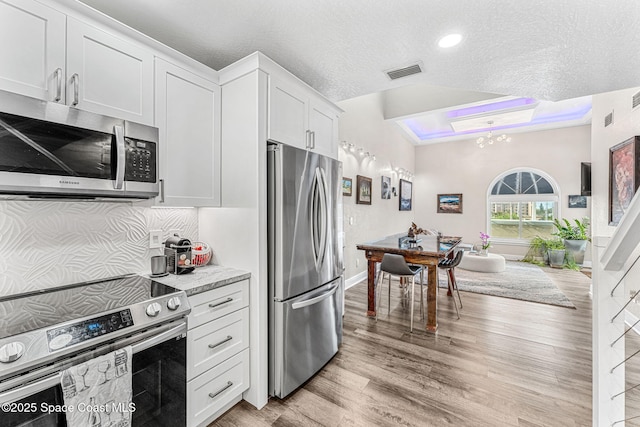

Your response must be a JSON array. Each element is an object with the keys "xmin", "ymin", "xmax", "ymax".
[{"xmin": 61, "ymin": 346, "xmax": 133, "ymax": 427}]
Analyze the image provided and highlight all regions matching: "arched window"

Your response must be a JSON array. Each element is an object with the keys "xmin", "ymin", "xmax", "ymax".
[{"xmin": 487, "ymin": 168, "xmax": 560, "ymax": 242}]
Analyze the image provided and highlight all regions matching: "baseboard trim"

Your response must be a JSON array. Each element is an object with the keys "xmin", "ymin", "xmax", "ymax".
[{"xmin": 345, "ymin": 270, "xmax": 367, "ymax": 290}]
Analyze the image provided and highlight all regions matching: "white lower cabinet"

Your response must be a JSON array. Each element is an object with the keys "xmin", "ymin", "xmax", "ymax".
[
  {"xmin": 188, "ymin": 307, "xmax": 249, "ymax": 379},
  {"xmin": 187, "ymin": 281, "xmax": 250, "ymax": 427},
  {"xmin": 187, "ymin": 349, "xmax": 250, "ymax": 427}
]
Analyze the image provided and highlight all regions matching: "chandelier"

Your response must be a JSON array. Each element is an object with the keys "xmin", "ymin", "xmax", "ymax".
[{"xmin": 476, "ymin": 120, "xmax": 512, "ymax": 148}]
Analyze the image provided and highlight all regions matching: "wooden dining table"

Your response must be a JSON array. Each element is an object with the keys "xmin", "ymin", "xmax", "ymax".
[{"xmin": 356, "ymin": 233, "xmax": 461, "ymax": 332}]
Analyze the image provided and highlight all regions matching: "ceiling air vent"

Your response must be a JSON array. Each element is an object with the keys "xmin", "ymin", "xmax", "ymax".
[
  {"xmin": 385, "ymin": 62, "xmax": 423, "ymax": 80},
  {"xmin": 633, "ymin": 91, "xmax": 640, "ymax": 109},
  {"xmin": 604, "ymin": 111, "xmax": 614, "ymax": 127}
]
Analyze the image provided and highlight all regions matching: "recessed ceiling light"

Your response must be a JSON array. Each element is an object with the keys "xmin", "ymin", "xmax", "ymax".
[{"xmin": 438, "ymin": 33, "xmax": 462, "ymax": 48}]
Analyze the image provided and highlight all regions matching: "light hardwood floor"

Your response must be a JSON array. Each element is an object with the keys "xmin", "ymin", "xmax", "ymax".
[{"xmin": 211, "ymin": 266, "xmax": 592, "ymax": 427}]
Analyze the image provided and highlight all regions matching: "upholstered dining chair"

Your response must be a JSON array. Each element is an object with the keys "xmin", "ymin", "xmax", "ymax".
[
  {"xmin": 438, "ymin": 250, "xmax": 464, "ymax": 319},
  {"xmin": 375, "ymin": 253, "xmax": 424, "ymax": 332}
]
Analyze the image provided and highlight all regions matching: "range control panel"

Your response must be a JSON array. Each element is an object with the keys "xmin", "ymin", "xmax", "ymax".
[{"xmin": 46, "ymin": 309, "xmax": 134, "ymax": 352}]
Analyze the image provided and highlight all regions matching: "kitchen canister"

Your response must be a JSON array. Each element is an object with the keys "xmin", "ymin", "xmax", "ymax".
[{"xmin": 150, "ymin": 255, "xmax": 168, "ymax": 277}]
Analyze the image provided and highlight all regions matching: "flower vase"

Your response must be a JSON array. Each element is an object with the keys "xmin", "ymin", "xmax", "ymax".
[{"xmin": 479, "ymin": 248, "xmax": 489, "ymax": 256}]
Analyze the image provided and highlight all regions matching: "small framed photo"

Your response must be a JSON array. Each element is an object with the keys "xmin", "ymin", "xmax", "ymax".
[
  {"xmin": 437, "ymin": 193, "xmax": 463, "ymax": 214},
  {"xmin": 610, "ymin": 136, "xmax": 640, "ymax": 225},
  {"xmin": 399, "ymin": 179, "xmax": 412, "ymax": 211},
  {"xmin": 381, "ymin": 176, "xmax": 391, "ymax": 199},
  {"xmin": 342, "ymin": 177, "xmax": 352, "ymax": 196},
  {"xmin": 568, "ymin": 195, "xmax": 587, "ymax": 208},
  {"xmin": 356, "ymin": 175, "xmax": 372, "ymax": 205}
]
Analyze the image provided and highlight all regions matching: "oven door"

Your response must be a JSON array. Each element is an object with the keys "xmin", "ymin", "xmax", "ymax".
[{"xmin": 0, "ymin": 320, "xmax": 186, "ymax": 427}]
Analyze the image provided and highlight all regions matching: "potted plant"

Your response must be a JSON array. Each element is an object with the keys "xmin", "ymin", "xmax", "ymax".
[
  {"xmin": 552, "ymin": 217, "xmax": 590, "ymax": 266},
  {"xmin": 546, "ymin": 239, "xmax": 566, "ymax": 268},
  {"xmin": 524, "ymin": 236, "xmax": 547, "ymax": 264},
  {"xmin": 479, "ymin": 231, "xmax": 491, "ymax": 256}
]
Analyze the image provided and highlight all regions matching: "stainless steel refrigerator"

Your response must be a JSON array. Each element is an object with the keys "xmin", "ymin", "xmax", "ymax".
[{"xmin": 267, "ymin": 141, "xmax": 344, "ymax": 398}]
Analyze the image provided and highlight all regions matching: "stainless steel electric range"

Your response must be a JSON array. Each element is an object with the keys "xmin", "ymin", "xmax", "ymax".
[{"xmin": 0, "ymin": 274, "xmax": 191, "ymax": 427}]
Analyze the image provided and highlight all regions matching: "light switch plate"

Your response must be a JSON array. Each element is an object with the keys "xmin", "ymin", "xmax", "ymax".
[{"xmin": 149, "ymin": 230, "xmax": 163, "ymax": 248}]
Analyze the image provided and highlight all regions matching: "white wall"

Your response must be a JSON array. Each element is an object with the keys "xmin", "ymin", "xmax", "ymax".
[
  {"xmin": 413, "ymin": 125, "xmax": 591, "ymax": 257},
  {"xmin": 591, "ymin": 86, "xmax": 640, "ymax": 317},
  {"xmin": 589, "ymin": 86, "xmax": 640, "ymax": 427},
  {"xmin": 337, "ymin": 92, "xmax": 417, "ymax": 283},
  {"xmin": 0, "ymin": 200, "xmax": 197, "ymax": 296}
]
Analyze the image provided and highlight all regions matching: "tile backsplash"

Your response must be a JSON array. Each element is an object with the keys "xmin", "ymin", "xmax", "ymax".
[{"xmin": 0, "ymin": 201, "xmax": 198, "ymax": 296}]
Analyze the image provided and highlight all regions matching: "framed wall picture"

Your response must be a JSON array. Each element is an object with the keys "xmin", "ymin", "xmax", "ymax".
[
  {"xmin": 381, "ymin": 176, "xmax": 391, "ymax": 199},
  {"xmin": 356, "ymin": 175, "xmax": 372, "ymax": 205},
  {"xmin": 399, "ymin": 179, "xmax": 412, "ymax": 211},
  {"xmin": 342, "ymin": 177, "xmax": 352, "ymax": 196},
  {"xmin": 568, "ymin": 195, "xmax": 587, "ymax": 208},
  {"xmin": 437, "ymin": 193, "xmax": 463, "ymax": 214},
  {"xmin": 609, "ymin": 136, "xmax": 640, "ymax": 225}
]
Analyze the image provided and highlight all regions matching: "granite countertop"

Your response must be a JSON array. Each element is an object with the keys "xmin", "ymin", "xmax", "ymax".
[{"xmin": 148, "ymin": 264, "xmax": 251, "ymax": 297}]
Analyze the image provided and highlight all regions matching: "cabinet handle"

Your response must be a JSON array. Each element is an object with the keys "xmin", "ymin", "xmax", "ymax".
[
  {"xmin": 306, "ymin": 130, "xmax": 311, "ymax": 149},
  {"xmin": 71, "ymin": 73, "xmax": 79, "ymax": 106},
  {"xmin": 208, "ymin": 381, "xmax": 233, "ymax": 399},
  {"xmin": 208, "ymin": 335, "xmax": 233, "ymax": 349},
  {"xmin": 159, "ymin": 178, "xmax": 165, "ymax": 203},
  {"xmin": 209, "ymin": 297, "xmax": 233, "ymax": 309},
  {"xmin": 311, "ymin": 131, "xmax": 316, "ymax": 149},
  {"xmin": 54, "ymin": 68, "xmax": 62, "ymax": 102}
]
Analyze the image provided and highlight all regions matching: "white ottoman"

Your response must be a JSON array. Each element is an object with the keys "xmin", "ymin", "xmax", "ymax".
[{"xmin": 458, "ymin": 252, "xmax": 506, "ymax": 273}]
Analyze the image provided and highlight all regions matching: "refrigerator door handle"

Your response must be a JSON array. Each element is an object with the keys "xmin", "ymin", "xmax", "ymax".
[
  {"xmin": 316, "ymin": 167, "xmax": 328, "ymax": 267},
  {"xmin": 291, "ymin": 281, "xmax": 340, "ymax": 310},
  {"xmin": 310, "ymin": 170, "xmax": 319, "ymax": 263},
  {"xmin": 311, "ymin": 167, "xmax": 328, "ymax": 269}
]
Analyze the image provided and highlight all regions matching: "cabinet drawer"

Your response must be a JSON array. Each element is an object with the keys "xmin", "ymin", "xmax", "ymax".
[
  {"xmin": 187, "ymin": 348, "xmax": 249, "ymax": 427},
  {"xmin": 187, "ymin": 307, "xmax": 249, "ymax": 380},
  {"xmin": 187, "ymin": 280, "xmax": 249, "ymax": 329}
]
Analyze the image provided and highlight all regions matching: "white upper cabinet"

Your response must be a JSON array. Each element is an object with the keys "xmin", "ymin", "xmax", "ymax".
[
  {"xmin": 0, "ymin": 1, "xmax": 154, "ymax": 125},
  {"xmin": 268, "ymin": 74, "xmax": 339, "ymax": 159},
  {"xmin": 66, "ymin": 18, "xmax": 154, "ymax": 125},
  {"xmin": 0, "ymin": 0, "xmax": 65, "ymax": 102},
  {"xmin": 155, "ymin": 58, "xmax": 221, "ymax": 207},
  {"xmin": 308, "ymin": 98, "xmax": 339, "ymax": 158},
  {"xmin": 268, "ymin": 76, "xmax": 308, "ymax": 148}
]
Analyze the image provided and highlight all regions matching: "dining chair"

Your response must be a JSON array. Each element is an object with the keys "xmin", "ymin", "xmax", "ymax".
[
  {"xmin": 375, "ymin": 253, "xmax": 424, "ymax": 332},
  {"xmin": 438, "ymin": 250, "xmax": 464, "ymax": 319}
]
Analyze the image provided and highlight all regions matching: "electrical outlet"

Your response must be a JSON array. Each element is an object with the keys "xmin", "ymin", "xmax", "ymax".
[
  {"xmin": 149, "ymin": 230, "xmax": 163, "ymax": 248},
  {"xmin": 356, "ymin": 258, "xmax": 360, "ymax": 268},
  {"xmin": 349, "ymin": 216, "xmax": 354, "ymax": 225}
]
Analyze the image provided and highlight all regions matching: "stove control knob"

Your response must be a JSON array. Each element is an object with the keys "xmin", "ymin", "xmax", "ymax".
[
  {"xmin": 167, "ymin": 297, "xmax": 181, "ymax": 311},
  {"xmin": 145, "ymin": 302, "xmax": 162, "ymax": 317},
  {"xmin": 0, "ymin": 342, "xmax": 25, "ymax": 363}
]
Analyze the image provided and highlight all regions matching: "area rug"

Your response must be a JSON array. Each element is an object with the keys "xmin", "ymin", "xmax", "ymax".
[{"xmin": 439, "ymin": 261, "xmax": 576, "ymax": 309}]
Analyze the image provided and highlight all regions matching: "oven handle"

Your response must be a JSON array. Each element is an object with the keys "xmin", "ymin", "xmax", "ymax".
[{"xmin": 0, "ymin": 320, "xmax": 187, "ymax": 405}]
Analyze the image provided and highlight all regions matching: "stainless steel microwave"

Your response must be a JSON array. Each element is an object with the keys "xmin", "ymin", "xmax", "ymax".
[{"xmin": 0, "ymin": 90, "xmax": 158, "ymax": 199}]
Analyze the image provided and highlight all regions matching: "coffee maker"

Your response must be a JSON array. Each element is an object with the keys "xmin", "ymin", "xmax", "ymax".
[{"xmin": 164, "ymin": 234, "xmax": 195, "ymax": 275}]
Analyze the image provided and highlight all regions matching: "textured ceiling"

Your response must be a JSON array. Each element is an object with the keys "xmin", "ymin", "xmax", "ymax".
[
  {"xmin": 76, "ymin": 0, "xmax": 640, "ymax": 143},
  {"xmin": 77, "ymin": 0, "xmax": 640, "ymax": 103}
]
